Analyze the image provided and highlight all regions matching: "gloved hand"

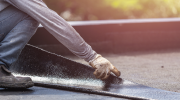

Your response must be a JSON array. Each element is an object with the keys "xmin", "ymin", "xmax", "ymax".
[{"xmin": 89, "ymin": 54, "xmax": 121, "ymax": 80}]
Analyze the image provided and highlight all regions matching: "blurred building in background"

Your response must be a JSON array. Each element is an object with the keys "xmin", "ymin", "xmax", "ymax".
[{"xmin": 43, "ymin": 0, "xmax": 180, "ymax": 21}]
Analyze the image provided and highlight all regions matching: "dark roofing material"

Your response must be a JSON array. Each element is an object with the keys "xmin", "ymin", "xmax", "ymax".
[
  {"xmin": 9, "ymin": 44, "xmax": 180, "ymax": 100},
  {"xmin": 0, "ymin": 86, "xmax": 127, "ymax": 100}
]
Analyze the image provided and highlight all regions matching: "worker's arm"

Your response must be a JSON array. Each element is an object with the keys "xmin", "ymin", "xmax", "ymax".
[
  {"xmin": 4, "ymin": 0, "xmax": 96, "ymax": 62},
  {"xmin": 4, "ymin": 0, "xmax": 120, "ymax": 79}
]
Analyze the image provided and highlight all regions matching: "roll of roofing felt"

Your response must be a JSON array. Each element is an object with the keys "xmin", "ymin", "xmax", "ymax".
[{"xmin": 11, "ymin": 44, "xmax": 180, "ymax": 100}]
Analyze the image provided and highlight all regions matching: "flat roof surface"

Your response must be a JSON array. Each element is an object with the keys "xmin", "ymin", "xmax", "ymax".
[
  {"xmin": 2, "ymin": 46, "xmax": 180, "ymax": 100},
  {"xmin": 0, "ymin": 86, "xmax": 127, "ymax": 100},
  {"xmin": 67, "ymin": 48, "xmax": 180, "ymax": 93}
]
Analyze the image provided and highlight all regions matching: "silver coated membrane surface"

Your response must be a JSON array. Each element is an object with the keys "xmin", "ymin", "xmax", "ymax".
[{"xmin": 10, "ymin": 44, "xmax": 180, "ymax": 100}]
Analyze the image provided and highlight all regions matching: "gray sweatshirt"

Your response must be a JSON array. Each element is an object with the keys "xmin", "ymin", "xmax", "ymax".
[
  {"xmin": 0, "ymin": 0, "xmax": 9, "ymax": 11},
  {"xmin": 0, "ymin": 0, "xmax": 97, "ymax": 62}
]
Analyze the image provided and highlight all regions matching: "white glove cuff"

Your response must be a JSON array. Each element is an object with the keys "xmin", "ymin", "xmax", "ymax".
[{"xmin": 89, "ymin": 54, "xmax": 101, "ymax": 63}]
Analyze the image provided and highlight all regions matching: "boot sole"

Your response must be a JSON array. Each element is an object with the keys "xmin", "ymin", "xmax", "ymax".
[{"xmin": 0, "ymin": 81, "xmax": 34, "ymax": 89}]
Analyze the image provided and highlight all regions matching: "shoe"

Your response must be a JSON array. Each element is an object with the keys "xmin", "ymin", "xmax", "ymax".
[{"xmin": 0, "ymin": 65, "xmax": 34, "ymax": 89}]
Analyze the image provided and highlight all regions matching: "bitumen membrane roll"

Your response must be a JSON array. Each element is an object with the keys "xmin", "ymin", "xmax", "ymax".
[
  {"xmin": 10, "ymin": 44, "xmax": 180, "ymax": 100},
  {"xmin": 0, "ymin": 86, "xmax": 129, "ymax": 100}
]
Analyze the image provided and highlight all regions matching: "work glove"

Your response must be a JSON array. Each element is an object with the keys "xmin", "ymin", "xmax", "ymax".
[{"xmin": 89, "ymin": 54, "xmax": 121, "ymax": 80}]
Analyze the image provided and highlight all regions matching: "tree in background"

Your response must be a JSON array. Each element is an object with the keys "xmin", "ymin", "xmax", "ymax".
[{"xmin": 43, "ymin": 0, "xmax": 180, "ymax": 21}]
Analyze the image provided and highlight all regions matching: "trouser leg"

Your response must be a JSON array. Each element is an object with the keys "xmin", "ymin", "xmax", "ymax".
[{"xmin": 0, "ymin": 6, "xmax": 39, "ymax": 69}]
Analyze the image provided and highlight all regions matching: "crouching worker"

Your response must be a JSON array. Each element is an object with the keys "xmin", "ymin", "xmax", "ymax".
[{"xmin": 0, "ymin": 0, "xmax": 120, "ymax": 89}]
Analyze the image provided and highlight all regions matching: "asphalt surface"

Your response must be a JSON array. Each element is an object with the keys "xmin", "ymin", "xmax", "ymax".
[
  {"xmin": 68, "ymin": 48, "xmax": 180, "ymax": 93},
  {"xmin": 0, "ymin": 86, "xmax": 127, "ymax": 100},
  {"xmin": 10, "ymin": 45, "xmax": 151, "ymax": 100},
  {"xmin": 1, "ymin": 45, "xmax": 180, "ymax": 100}
]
